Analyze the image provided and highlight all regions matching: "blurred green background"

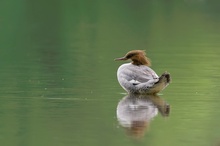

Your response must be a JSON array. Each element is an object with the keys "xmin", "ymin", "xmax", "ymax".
[{"xmin": 0, "ymin": 0, "xmax": 220, "ymax": 146}]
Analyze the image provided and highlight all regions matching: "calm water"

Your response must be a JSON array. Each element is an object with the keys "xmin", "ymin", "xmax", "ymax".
[{"xmin": 1, "ymin": 0, "xmax": 220, "ymax": 146}]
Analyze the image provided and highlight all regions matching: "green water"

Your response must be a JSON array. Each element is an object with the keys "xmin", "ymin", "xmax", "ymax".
[{"xmin": 1, "ymin": 0, "xmax": 220, "ymax": 146}]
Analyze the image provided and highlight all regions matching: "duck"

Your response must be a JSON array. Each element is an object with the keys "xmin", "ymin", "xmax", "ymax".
[{"xmin": 115, "ymin": 50, "xmax": 171, "ymax": 94}]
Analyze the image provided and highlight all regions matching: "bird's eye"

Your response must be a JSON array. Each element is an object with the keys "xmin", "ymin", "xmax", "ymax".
[{"xmin": 126, "ymin": 53, "xmax": 135, "ymax": 58}]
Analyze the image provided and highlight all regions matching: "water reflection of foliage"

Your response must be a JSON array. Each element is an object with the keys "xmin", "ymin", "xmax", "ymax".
[{"xmin": 116, "ymin": 94, "xmax": 170, "ymax": 139}]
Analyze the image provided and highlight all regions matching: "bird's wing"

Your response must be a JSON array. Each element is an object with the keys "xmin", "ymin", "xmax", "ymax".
[
  {"xmin": 129, "ymin": 79, "xmax": 142, "ymax": 85},
  {"xmin": 129, "ymin": 67, "xmax": 159, "ymax": 85}
]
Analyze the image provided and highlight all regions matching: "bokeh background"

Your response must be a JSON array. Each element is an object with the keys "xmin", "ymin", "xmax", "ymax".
[{"xmin": 1, "ymin": 0, "xmax": 220, "ymax": 146}]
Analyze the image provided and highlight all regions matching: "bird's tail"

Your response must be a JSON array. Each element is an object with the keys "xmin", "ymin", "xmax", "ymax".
[{"xmin": 148, "ymin": 72, "xmax": 171, "ymax": 94}]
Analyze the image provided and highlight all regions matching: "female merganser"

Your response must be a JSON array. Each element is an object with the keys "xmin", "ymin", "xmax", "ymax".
[{"xmin": 115, "ymin": 50, "xmax": 171, "ymax": 94}]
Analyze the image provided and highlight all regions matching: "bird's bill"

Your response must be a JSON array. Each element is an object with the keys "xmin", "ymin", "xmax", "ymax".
[{"xmin": 114, "ymin": 57, "xmax": 127, "ymax": 61}]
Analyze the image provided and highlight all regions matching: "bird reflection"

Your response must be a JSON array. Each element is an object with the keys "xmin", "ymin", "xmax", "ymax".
[{"xmin": 116, "ymin": 94, "xmax": 170, "ymax": 138}]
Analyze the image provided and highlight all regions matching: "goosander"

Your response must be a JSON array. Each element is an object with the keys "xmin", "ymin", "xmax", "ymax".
[{"xmin": 115, "ymin": 50, "xmax": 171, "ymax": 94}]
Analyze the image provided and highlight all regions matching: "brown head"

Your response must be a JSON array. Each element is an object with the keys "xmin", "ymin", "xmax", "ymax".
[{"xmin": 114, "ymin": 50, "xmax": 151, "ymax": 66}]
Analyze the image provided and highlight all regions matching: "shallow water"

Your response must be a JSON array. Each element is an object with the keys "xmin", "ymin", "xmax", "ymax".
[{"xmin": 1, "ymin": 0, "xmax": 220, "ymax": 146}]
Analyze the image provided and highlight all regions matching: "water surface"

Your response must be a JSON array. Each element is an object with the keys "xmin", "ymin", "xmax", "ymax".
[{"xmin": 1, "ymin": 0, "xmax": 220, "ymax": 146}]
